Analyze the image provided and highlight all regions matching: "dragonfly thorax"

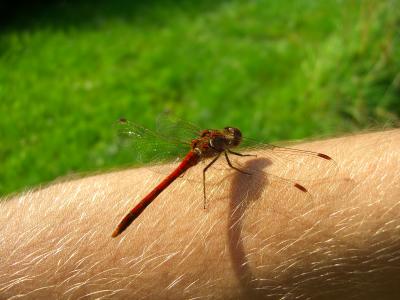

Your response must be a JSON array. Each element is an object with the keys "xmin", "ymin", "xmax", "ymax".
[{"xmin": 191, "ymin": 127, "xmax": 242, "ymax": 158}]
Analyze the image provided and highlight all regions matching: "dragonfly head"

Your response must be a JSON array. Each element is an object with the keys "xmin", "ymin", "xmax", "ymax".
[{"xmin": 223, "ymin": 127, "xmax": 242, "ymax": 148}]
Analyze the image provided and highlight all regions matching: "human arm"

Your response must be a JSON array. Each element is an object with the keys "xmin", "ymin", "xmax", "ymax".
[{"xmin": 1, "ymin": 130, "xmax": 399, "ymax": 299}]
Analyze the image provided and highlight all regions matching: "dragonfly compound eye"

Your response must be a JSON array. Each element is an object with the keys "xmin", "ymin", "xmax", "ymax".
[{"xmin": 224, "ymin": 127, "xmax": 242, "ymax": 147}]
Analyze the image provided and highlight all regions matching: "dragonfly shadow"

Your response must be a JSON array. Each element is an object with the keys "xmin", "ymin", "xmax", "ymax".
[{"xmin": 228, "ymin": 157, "xmax": 271, "ymax": 299}]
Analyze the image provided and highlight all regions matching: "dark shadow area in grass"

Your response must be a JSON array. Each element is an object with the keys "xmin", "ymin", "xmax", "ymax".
[{"xmin": 0, "ymin": 0, "xmax": 228, "ymax": 31}]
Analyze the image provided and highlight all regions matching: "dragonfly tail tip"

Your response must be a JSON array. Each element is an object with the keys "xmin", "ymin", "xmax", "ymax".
[{"xmin": 111, "ymin": 229, "xmax": 121, "ymax": 238}]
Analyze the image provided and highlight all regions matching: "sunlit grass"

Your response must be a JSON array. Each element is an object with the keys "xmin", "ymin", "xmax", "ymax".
[{"xmin": 0, "ymin": 0, "xmax": 398, "ymax": 196}]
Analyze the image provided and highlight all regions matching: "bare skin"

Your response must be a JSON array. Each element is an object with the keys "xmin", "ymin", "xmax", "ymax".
[{"xmin": 1, "ymin": 130, "xmax": 399, "ymax": 299}]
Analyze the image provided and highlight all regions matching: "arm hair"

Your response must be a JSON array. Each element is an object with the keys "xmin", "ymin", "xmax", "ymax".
[{"xmin": 1, "ymin": 130, "xmax": 400, "ymax": 299}]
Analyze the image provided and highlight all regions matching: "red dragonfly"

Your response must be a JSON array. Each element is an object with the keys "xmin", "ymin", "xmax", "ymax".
[{"xmin": 111, "ymin": 118, "xmax": 333, "ymax": 237}]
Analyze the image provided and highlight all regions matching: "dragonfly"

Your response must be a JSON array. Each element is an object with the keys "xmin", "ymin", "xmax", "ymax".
[{"xmin": 111, "ymin": 118, "xmax": 334, "ymax": 237}]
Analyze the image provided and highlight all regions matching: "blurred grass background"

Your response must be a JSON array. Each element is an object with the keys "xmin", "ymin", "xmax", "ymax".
[{"xmin": 0, "ymin": 0, "xmax": 399, "ymax": 197}]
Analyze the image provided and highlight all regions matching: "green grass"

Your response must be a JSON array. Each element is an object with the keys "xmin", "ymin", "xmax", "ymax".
[{"xmin": 0, "ymin": 0, "xmax": 399, "ymax": 196}]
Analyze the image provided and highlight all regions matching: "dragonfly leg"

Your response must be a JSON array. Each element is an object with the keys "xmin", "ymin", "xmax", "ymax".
[
  {"xmin": 224, "ymin": 151, "xmax": 252, "ymax": 175},
  {"xmin": 228, "ymin": 149, "xmax": 257, "ymax": 157},
  {"xmin": 203, "ymin": 153, "xmax": 221, "ymax": 209}
]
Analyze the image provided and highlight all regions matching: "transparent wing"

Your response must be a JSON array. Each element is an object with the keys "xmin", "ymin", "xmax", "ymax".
[
  {"xmin": 116, "ymin": 118, "xmax": 192, "ymax": 165},
  {"xmin": 154, "ymin": 112, "xmax": 203, "ymax": 144},
  {"xmin": 197, "ymin": 136, "xmax": 338, "ymax": 201},
  {"xmin": 117, "ymin": 117, "xmax": 337, "ymax": 197},
  {"xmin": 233, "ymin": 137, "xmax": 338, "ymax": 182}
]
